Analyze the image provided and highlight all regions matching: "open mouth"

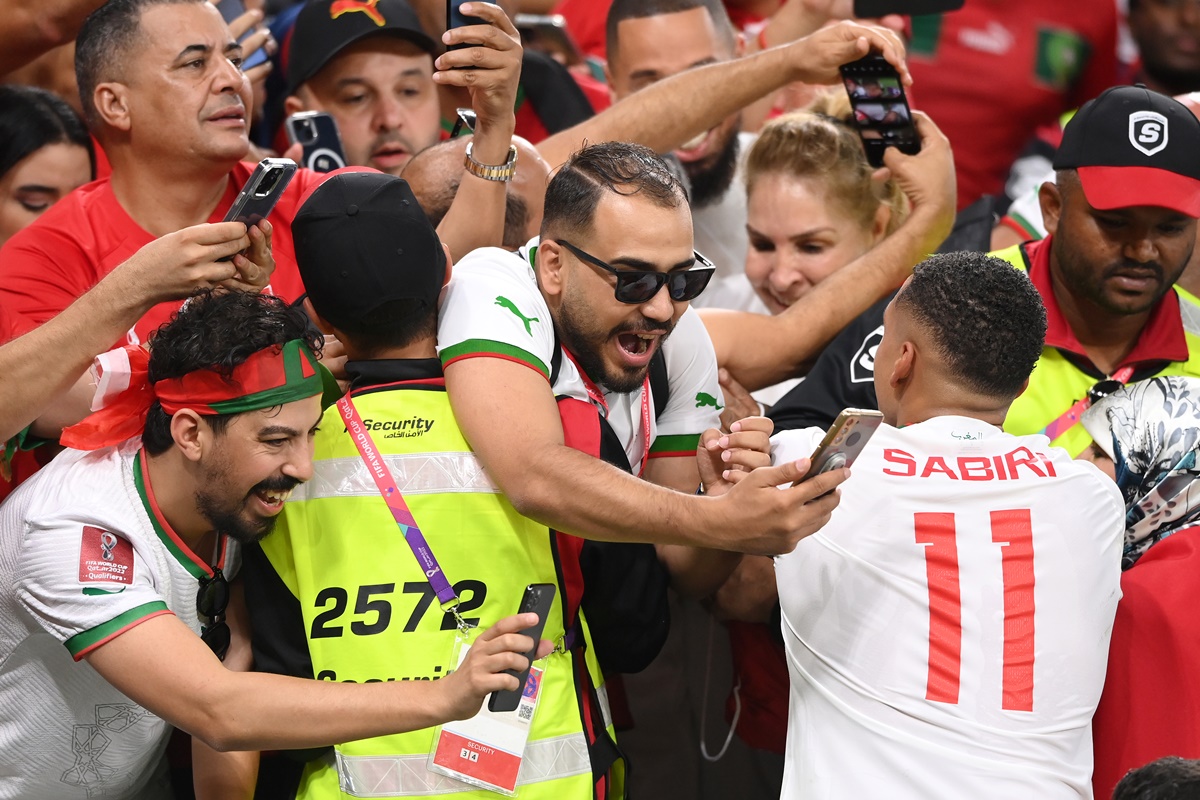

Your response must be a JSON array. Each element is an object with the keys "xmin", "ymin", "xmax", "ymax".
[
  {"xmin": 371, "ymin": 143, "xmax": 410, "ymax": 167},
  {"xmin": 616, "ymin": 332, "xmax": 660, "ymax": 364},
  {"xmin": 252, "ymin": 486, "xmax": 293, "ymax": 514},
  {"xmin": 674, "ymin": 128, "xmax": 713, "ymax": 162}
]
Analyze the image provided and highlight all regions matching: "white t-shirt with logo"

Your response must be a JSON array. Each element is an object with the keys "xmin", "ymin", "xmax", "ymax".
[
  {"xmin": 0, "ymin": 440, "xmax": 236, "ymax": 799},
  {"xmin": 772, "ymin": 417, "xmax": 1123, "ymax": 799},
  {"xmin": 437, "ymin": 241, "xmax": 722, "ymax": 472}
]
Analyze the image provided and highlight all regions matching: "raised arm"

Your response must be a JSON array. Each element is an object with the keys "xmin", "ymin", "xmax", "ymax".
[
  {"xmin": 431, "ymin": 2, "xmax": 521, "ymax": 258},
  {"xmin": 0, "ymin": 0, "xmax": 105, "ymax": 74},
  {"xmin": 0, "ymin": 221, "xmax": 272, "ymax": 442},
  {"xmin": 702, "ymin": 111, "xmax": 956, "ymax": 390},
  {"xmin": 537, "ymin": 20, "xmax": 908, "ymax": 167}
]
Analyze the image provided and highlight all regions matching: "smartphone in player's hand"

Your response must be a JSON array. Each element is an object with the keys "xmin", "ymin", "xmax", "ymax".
[
  {"xmin": 446, "ymin": 0, "xmax": 485, "ymax": 51},
  {"xmin": 798, "ymin": 408, "xmax": 884, "ymax": 483},
  {"xmin": 285, "ymin": 112, "xmax": 347, "ymax": 173},
  {"xmin": 840, "ymin": 54, "xmax": 920, "ymax": 168},
  {"xmin": 487, "ymin": 583, "xmax": 555, "ymax": 714}
]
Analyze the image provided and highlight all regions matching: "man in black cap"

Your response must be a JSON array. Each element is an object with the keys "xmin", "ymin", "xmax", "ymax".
[{"xmin": 769, "ymin": 84, "xmax": 1200, "ymax": 458}]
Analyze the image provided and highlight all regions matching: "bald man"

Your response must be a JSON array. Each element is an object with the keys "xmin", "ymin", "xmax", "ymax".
[{"xmin": 402, "ymin": 135, "xmax": 551, "ymax": 250}]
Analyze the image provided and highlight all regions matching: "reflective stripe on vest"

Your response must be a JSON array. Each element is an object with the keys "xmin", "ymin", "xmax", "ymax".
[
  {"xmin": 336, "ymin": 731, "xmax": 591, "ymax": 797},
  {"xmin": 292, "ymin": 453, "xmax": 499, "ymax": 501}
]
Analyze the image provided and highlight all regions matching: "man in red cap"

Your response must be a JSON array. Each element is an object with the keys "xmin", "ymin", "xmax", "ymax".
[{"xmin": 0, "ymin": 290, "xmax": 552, "ymax": 800}]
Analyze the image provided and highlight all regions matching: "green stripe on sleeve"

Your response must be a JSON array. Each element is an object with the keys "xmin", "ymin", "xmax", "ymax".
[
  {"xmin": 440, "ymin": 339, "xmax": 549, "ymax": 379},
  {"xmin": 650, "ymin": 434, "xmax": 701, "ymax": 455},
  {"xmin": 65, "ymin": 601, "xmax": 170, "ymax": 657}
]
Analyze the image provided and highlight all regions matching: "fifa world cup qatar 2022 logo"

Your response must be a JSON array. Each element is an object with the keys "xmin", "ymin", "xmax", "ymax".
[{"xmin": 100, "ymin": 532, "xmax": 119, "ymax": 562}]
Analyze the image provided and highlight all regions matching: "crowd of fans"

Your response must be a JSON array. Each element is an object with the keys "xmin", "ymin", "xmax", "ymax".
[{"xmin": 1, "ymin": 0, "xmax": 1199, "ymax": 798}]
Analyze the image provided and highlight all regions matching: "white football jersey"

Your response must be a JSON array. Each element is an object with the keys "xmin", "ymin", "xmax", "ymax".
[
  {"xmin": 0, "ymin": 441, "xmax": 237, "ymax": 799},
  {"xmin": 437, "ymin": 240, "xmax": 722, "ymax": 471},
  {"xmin": 773, "ymin": 417, "xmax": 1124, "ymax": 800}
]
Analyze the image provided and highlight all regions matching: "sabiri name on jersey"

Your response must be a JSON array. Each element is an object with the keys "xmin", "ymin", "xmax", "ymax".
[{"xmin": 882, "ymin": 445, "xmax": 1059, "ymax": 481}]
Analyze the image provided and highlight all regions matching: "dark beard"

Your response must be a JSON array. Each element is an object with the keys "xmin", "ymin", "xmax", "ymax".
[
  {"xmin": 556, "ymin": 295, "xmax": 672, "ymax": 394},
  {"xmin": 195, "ymin": 475, "xmax": 299, "ymax": 546},
  {"xmin": 685, "ymin": 131, "xmax": 740, "ymax": 209},
  {"xmin": 1141, "ymin": 63, "xmax": 1200, "ymax": 98}
]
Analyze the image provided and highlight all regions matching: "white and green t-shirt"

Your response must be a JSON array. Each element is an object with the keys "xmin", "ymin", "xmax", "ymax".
[
  {"xmin": 0, "ymin": 440, "xmax": 236, "ymax": 799},
  {"xmin": 437, "ymin": 240, "xmax": 723, "ymax": 472}
]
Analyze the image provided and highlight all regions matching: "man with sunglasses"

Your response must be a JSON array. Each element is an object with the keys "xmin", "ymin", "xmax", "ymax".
[
  {"xmin": 438, "ymin": 141, "xmax": 848, "ymax": 592},
  {"xmin": 0, "ymin": 290, "xmax": 554, "ymax": 799}
]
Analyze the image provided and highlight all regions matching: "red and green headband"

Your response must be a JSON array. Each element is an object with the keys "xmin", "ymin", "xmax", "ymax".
[{"xmin": 61, "ymin": 339, "xmax": 325, "ymax": 451}]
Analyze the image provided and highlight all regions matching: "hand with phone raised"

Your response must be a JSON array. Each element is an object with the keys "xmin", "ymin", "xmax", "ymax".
[
  {"xmin": 104, "ymin": 220, "xmax": 275, "ymax": 309},
  {"xmin": 784, "ymin": 19, "xmax": 909, "ymax": 89},
  {"xmin": 434, "ymin": 2, "xmax": 522, "ymax": 142},
  {"xmin": 434, "ymin": 612, "xmax": 554, "ymax": 722}
]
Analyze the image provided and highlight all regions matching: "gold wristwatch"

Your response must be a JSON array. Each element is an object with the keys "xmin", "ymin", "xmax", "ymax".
[{"xmin": 463, "ymin": 142, "xmax": 518, "ymax": 182}]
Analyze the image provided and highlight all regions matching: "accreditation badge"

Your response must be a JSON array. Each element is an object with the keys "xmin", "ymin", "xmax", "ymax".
[{"xmin": 428, "ymin": 637, "xmax": 546, "ymax": 796}]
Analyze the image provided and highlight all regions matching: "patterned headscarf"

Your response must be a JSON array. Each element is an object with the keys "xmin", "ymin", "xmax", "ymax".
[{"xmin": 1082, "ymin": 376, "xmax": 1200, "ymax": 569}]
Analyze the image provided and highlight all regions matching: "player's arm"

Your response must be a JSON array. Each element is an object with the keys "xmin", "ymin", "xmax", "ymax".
[
  {"xmin": 84, "ymin": 611, "xmax": 549, "ymax": 752},
  {"xmin": 537, "ymin": 20, "xmax": 908, "ymax": 167},
  {"xmin": 430, "ymin": 2, "xmax": 519, "ymax": 257},
  {"xmin": 701, "ymin": 111, "xmax": 956, "ymax": 390},
  {"xmin": 0, "ymin": 222, "xmax": 272, "ymax": 441}
]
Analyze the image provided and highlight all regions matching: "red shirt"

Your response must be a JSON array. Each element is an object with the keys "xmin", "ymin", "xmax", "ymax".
[
  {"xmin": 906, "ymin": 1, "xmax": 1118, "ymax": 209},
  {"xmin": 552, "ymin": 0, "xmax": 611, "ymax": 62},
  {"xmin": 1092, "ymin": 528, "xmax": 1200, "ymax": 800},
  {"xmin": 0, "ymin": 162, "xmax": 327, "ymax": 345}
]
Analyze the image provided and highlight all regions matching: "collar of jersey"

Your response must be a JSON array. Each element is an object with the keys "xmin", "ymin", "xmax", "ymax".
[{"xmin": 133, "ymin": 448, "xmax": 227, "ymax": 580}]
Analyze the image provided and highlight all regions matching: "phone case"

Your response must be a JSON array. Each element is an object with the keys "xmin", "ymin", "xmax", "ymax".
[
  {"xmin": 285, "ymin": 112, "xmax": 347, "ymax": 173},
  {"xmin": 446, "ymin": 0, "xmax": 485, "ymax": 50},
  {"xmin": 804, "ymin": 409, "xmax": 885, "ymax": 480},
  {"xmin": 839, "ymin": 55, "xmax": 920, "ymax": 168},
  {"xmin": 487, "ymin": 584, "xmax": 556, "ymax": 713},
  {"xmin": 223, "ymin": 158, "xmax": 297, "ymax": 227}
]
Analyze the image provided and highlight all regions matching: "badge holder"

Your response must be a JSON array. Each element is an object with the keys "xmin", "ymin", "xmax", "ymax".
[{"xmin": 427, "ymin": 642, "xmax": 546, "ymax": 796}]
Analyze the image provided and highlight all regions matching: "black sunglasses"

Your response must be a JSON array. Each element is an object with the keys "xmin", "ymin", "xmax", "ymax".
[
  {"xmin": 197, "ymin": 566, "xmax": 231, "ymax": 661},
  {"xmin": 450, "ymin": 107, "xmax": 476, "ymax": 139},
  {"xmin": 1087, "ymin": 379, "xmax": 1125, "ymax": 404},
  {"xmin": 556, "ymin": 239, "xmax": 715, "ymax": 304}
]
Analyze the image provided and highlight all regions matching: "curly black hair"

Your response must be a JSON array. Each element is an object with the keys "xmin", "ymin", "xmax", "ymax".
[
  {"xmin": 896, "ymin": 252, "xmax": 1047, "ymax": 400},
  {"xmin": 541, "ymin": 141, "xmax": 687, "ymax": 241},
  {"xmin": 1114, "ymin": 757, "xmax": 1200, "ymax": 800},
  {"xmin": 141, "ymin": 290, "xmax": 323, "ymax": 455}
]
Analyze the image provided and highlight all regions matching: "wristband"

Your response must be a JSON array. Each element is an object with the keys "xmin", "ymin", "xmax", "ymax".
[{"xmin": 463, "ymin": 142, "xmax": 518, "ymax": 182}]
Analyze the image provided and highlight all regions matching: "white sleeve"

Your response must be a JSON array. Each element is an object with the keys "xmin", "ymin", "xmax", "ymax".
[
  {"xmin": 649, "ymin": 306, "xmax": 723, "ymax": 457},
  {"xmin": 436, "ymin": 247, "xmax": 557, "ymax": 381},
  {"xmin": 16, "ymin": 519, "xmax": 172, "ymax": 661}
]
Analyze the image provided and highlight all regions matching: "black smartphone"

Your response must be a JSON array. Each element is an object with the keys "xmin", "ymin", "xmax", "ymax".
[
  {"xmin": 285, "ymin": 112, "xmax": 347, "ymax": 173},
  {"xmin": 487, "ymin": 583, "xmax": 556, "ymax": 714},
  {"xmin": 853, "ymin": 0, "xmax": 965, "ymax": 16},
  {"xmin": 840, "ymin": 55, "xmax": 920, "ymax": 168},
  {"xmin": 216, "ymin": 0, "xmax": 270, "ymax": 70},
  {"xmin": 446, "ymin": 0, "xmax": 485, "ymax": 51},
  {"xmin": 798, "ymin": 408, "xmax": 884, "ymax": 482}
]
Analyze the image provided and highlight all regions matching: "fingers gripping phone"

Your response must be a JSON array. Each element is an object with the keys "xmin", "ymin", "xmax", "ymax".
[
  {"xmin": 487, "ymin": 583, "xmax": 556, "ymax": 713},
  {"xmin": 219, "ymin": 158, "xmax": 296, "ymax": 261},
  {"xmin": 285, "ymin": 112, "xmax": 347, "ymax": 173},
  {"xmin": 840, "ymin": 55, "xmax": 920, "ymax": 168},
  {"xmin": 216, "ymin": 0, "xmax": 270, "ymax": 70},
  {"xmin": 800, "ymin": 409, "xmax": 884, "ymax": 482},
  {"xmin": 446, "ymin": 0, "xmax": 485, "ymax": 51}
]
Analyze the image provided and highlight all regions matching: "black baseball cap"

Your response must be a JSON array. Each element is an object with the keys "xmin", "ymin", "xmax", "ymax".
[
  {"xmin": 1053, "ymin": 85, "xmax": 1200, "ymax": 217},
  {"xmin": 285, "ymin": 0, "xmax": 437, "ymax": 95},
  {"xmin": 293, "ymin": 170, "xmax": 446, "ymax": 331}
]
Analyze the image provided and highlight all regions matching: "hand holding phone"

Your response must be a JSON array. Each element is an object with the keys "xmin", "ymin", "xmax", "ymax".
[
  {"xmin": 487, "ymin": 584, "xmax": 555, "ymax": 713},
  {"xmin": 841, "ymin": 54, "xmax": 920, "ymax": 168},
  {"xmin": 797, "ymin": 408, "xmax": 884, "ymax": 484},
  {"xmin": 446, "ymin": 0, "xmax": 485, "ymax": 51},
  {"xmin": 219, "ymin": 158, "xmax": 296, "ymax": 262}
]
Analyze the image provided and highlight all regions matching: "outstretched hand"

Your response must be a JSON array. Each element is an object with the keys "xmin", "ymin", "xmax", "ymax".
[
  {"xmin": 788, "ymin": 20, "xmax": 909, "ymax": 87},
  {"xmin": 436, "ymin": 613, "xmax": 553, "ymax": 721}
]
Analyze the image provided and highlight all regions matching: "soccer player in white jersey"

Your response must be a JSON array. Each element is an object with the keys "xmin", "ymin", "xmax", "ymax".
[
  {"xmin": 772, "ymin": 252, "xmax": 1126, "ymax": 799},
  {"xmin": 0, "ymin": 290, "xmax": 554, "ymax": 799}
]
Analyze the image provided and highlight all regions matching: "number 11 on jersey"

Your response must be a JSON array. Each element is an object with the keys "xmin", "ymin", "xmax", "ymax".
[{"xmin": 915, "ymin": 509, "xmax": 1036, "ymax": 712}]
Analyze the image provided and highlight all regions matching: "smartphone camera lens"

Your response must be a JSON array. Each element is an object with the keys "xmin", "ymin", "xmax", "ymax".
[
  {"xmin": 254, "ymin": 168, "xmax": 281, "ymax": 198},
  {"xmin": 299, "ymin": 119, "xmax": 317, "ymax": 145},
  {"xmin": 846, "ymin": 432, "xmax": 862, "ymax": 448}
]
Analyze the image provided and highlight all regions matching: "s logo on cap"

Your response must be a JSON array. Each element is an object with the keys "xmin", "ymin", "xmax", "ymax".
[{"xmin": 1129, "ymin": 110, "xmax": 1169, "ymax": 156}]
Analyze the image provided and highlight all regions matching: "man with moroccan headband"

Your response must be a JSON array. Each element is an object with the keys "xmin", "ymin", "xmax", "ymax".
[{"xmin": 0, "ymin": 290, "xmax": 555, "ymax": 799}]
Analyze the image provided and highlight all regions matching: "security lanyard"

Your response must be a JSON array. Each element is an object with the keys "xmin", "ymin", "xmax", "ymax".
[
  {"xmin": 337, "ymin": 395, "xmax": 467, "ymax": 630},
  {"xmin": 562, "ymin": 348, "xmax": 653, "ymax": 476},
  {"xmin": 1041, "ymin": 365, "xmax": 1134, "ymax": 441}
]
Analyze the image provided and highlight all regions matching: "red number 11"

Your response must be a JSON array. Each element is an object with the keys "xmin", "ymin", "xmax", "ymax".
[{"xmin": 915, "ymin": 509, "xmax": 1035, "ymax": 712}]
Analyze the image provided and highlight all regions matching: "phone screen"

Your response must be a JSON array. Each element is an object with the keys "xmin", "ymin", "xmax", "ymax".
[{"xmin": 840, "ymin": 56, "xmax": 919, "ymax": 168}]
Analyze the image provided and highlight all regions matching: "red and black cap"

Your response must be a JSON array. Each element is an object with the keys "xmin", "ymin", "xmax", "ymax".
[
  {"xmin": 293, "ymin": 170, "xmax": 446, "ymax": 331},
  {"xmin": 1053, "ymin": 85, "xmax": 1200, "ymax": 217},
  {"xmin": 285, "ymin": 0, "xmax": 436, "ymax": 95}
]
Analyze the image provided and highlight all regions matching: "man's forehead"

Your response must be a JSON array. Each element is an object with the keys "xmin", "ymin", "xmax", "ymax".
[
  {"xmin": 144, "ymin": 2, "xmax": 233, "ymax": 52},
  {"xmin": 610, "ymin": 8, "xmax": 730, "ymax": 79}
]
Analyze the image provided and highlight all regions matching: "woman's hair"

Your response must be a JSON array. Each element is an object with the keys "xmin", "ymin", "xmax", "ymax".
[
  {"xmin": 0, "ymin": 85, "xmax": 94, "ymax": 182},
  {"xmin": 744, "ymin": 91, "xmax": 907, "ymax": 236}
]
